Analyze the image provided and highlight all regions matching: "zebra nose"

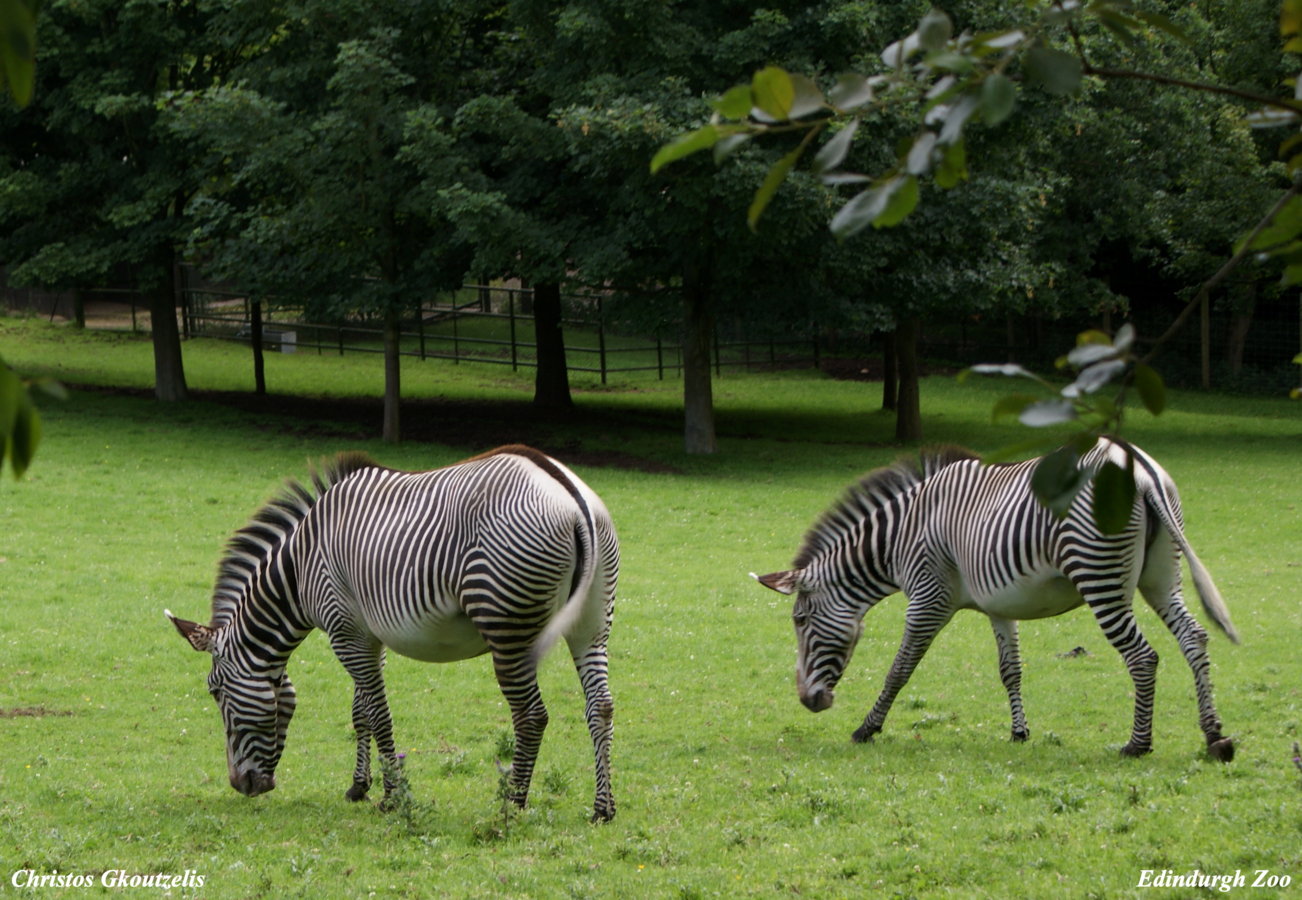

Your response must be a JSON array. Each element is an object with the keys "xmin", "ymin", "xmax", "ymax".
[
  {"xmin": 231, "ymin": 769, "xmax": 276, "ymax": 797},
  {"xmin": 801, "ymin": 687, "xmax": 834, "ymax": 712}
]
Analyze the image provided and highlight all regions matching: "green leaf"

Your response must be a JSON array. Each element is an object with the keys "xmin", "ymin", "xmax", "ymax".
[
  {"xmin": 8, "ymin": 391, "xmax": 40, "ymax": 479},
  {"xmin": 1294, "ymin": 352, "xmax": 1302, "ymax": 364},
  {"xmin": 0, "ymin": 0, "xmax": 37, "ymax": 107},
  {"xmin": 828, "ymin": 73, "xmax": 873, "ymax": 110},
  {"xmin": 812, "ymin": 119, "xmax": 859, "ymax": 175},
  {"xmin": 831, "ymin": 182, "xmax": 893, "ymax": 239},
  {"xmin": 1243, "ymin": 193, "xmax": 1302, "ymax": 252},
  {"xmin": 981, "ymin": 74, "xmax": 1016, "ymax": 126},
  {"xmin": 934, "ymin": 138, "xmax": 967, "ymax": 188},
  {"xmin": 1019, "ymin": 399, "xmax": 1077, "ymax": 427},
  {"xmin": 751, "ymin": 66, "xmax": 795, "ymax": 122},
  {"xmin": 713, "ymin": 133, "xmax": 751, "ymax": 164},
  {"xmin": 873, "ymin": 174, "xmax": 919, "ymax": 228},
  {"xmin": 1091, "ymin": 459, "xmax": 1136, "ymax": 535},
  {"xmin": 1283, "ymin": 0, "xmax": 1302, "ymax": 37},
  {"xmin": 1031, "ymin": 446, "xmax": 1089, "ymax": 518},
  {"xmin": 905, "ymin": 131, "xmax": 936, "ymax": 175},
  {"xmin": 747, "ymin": 146, "xmax": 802, "ymax": 231},
  {"xmin": 711, "ymin": 84, "xmax": 753, "ymax": 120},
  {"xmin": 917, "ymin": 7, "xmax": 953, "ymax": 53},
  {"xmin": 788, "ymin": 73, "xmax": 826, "ymax": 120},
  {"xmin": 1024, "ymin": 46, "xmax": 1082, "ymax": 96},
  {"xmin": 1133, "ymin": 364, "xmax": 1166, "ymax": 416},
  {"xmin": 650, "ymin": 125, "xmax": 720, "ymax": 174},
  {"xmin": 990, "ymin": 393, "xmax": 1038, "ymax": 423},
  {"xmin": 0, "ymin": 365, "xmax": 21, "ymax": 449}
]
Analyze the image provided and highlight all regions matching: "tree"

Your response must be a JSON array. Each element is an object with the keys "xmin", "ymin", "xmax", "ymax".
[
  {"xmin": 168, "ymin": 4, "xmax": 485, "ymax": 441},
  {"xmin": 0, "ymin": 0, "xmax": 263, "ymax": 402},
  {"xmin": 655, "ymin": 0, "xmax": 1292, "ymax": 444}
]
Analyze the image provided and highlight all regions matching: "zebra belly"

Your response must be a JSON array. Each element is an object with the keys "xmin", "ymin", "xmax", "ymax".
[
  {"xmin": 965, "ymin": 572, "xmax": 1085, "ymax": 620},
  {"xmin": 370, "ymin": 609, "xmax": 489, "ymax": 663}
]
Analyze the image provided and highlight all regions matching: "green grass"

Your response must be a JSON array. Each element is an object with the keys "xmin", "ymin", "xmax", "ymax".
[{"xmin": 1, "ymin": 314, "xmax": 1300, "ymax": 898}]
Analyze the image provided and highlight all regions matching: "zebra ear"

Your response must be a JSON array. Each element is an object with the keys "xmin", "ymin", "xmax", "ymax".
[
  {"xmin": 165, "ymin": 609, "xmax": 216, "ymax": 653},
  {"xmin": 753, "ymin": 570, "xmax": 799, "ymax": 596}
]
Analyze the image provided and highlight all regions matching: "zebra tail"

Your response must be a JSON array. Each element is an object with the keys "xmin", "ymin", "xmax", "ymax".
[
  {"xmin": 530, "ymin": 501, "xmax": 599, "ymax": 666},
  {"xmin": 1143, "ymin": 476, "xmax": 1240, "ymax": 645}
]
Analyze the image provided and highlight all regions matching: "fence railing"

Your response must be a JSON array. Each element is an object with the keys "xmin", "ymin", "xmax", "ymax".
[{"xmin": 180, "ymin": 286, "xmax": 820, "ymax": 383}]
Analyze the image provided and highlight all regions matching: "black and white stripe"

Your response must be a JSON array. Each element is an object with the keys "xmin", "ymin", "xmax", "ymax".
[
  {"xmin": 169, "ymin": 445, "xmax": 619, "ymax": 821},
  {"xmin": 756, "ymin": 437, "xmax": 1236, "ymax": 760}
]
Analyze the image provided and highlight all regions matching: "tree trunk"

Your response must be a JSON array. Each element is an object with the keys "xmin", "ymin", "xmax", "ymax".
[
  {"xmin": 881, "ymin": 329, "xmax": 898, "ymax": 412},
  {"xmin": 72, "ymin": 288, "xmax": 85, "ymax": 329},
  {"xmin": 148, "ymin": 275, "xmax": 188, "ymax": 402},
  {"xmin": 1226, "ymin": 287, "xmax": 1256, "ymax": 377},
  {"xmin": 893, "ymin": 317, "xmax": 922, "ymax": 443},
  {"xmin": 682, "ymin": 268, "xmax": 717, "ymax": 455},
  {"xmin": 251, "ymin": 299, "xmax": 267, "ymax": 396},
  {"xmin": 532, "ymin": 282, "xmax": 573, "ymax": 409},
  {"xmin": 382, "ymin": 307, "xmax": 401, "ymax": 443}
]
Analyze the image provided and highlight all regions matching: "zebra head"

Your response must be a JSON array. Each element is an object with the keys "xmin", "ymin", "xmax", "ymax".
[
  {"xmin": 754, "ymin": 570, "xmax": 865, "ymax": 713},
  {"xmin": 167, "ymin": 610, "xmax": 297, "ymax": 797}
]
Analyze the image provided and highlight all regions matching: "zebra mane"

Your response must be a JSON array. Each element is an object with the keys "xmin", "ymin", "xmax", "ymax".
[
  {"xmin": 792, "ymin": 446, "xmax": 978, "ymax": 570},
  {"xmin": 209, "ymin": 451, "xmax": 378, "ymax": 626}
]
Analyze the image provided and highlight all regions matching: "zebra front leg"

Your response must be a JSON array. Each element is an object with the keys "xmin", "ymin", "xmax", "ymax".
[
  {"xmin": 333, "ymin": 638, "xmax": 404, "ymax": 805},
  {"xmin": 989, "ymin": 617, "xmax": 1030, "ymax": 742},
  {"xmin": 852, "ymin": 602, "xmax": 953, "ymax": 744},
  {"xmin": 571, "ymin": 641, "xmax": 615, "ymax": 823}
]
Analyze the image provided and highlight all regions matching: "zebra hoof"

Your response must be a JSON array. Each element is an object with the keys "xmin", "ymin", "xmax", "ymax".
[
  {"xmin": 1011, "ymin": 728, "xmax": 1030, "ymax": 743},
  {"xmin": 1207, "ymin": 737, "xmax": 1235, "ymax": 762},
  {"xmin": 345, "ymin": 781, "xmax": 370, "ymax": 802},
  {"xmin": 590, "ymin": 804, "xmax": 616, "ymax": 824},
  {"xmin": 1120, "ymin": 741, "xmax": 1153, "ymax": 758},
  {"xmin": 851, "ymin": 724, "xmax": 880, "ymax": 744}
]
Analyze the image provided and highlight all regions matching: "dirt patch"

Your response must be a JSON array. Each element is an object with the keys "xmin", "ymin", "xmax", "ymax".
[{"xmin": 0, "ymin": 706, "xmax": 74, "ymax": 718}]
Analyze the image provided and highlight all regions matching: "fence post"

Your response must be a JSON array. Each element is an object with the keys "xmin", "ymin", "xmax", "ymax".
[
  {"xmin": 598, "ymin": 296, "xmax": 607, "ymax": 386},
  {"xmin": 417, "ymin": 303, "xmax": 426, "ymax": 361},
  {"xmin": 713, "ymin": 329, "xmax": 721, "ymax": 377},
  {"xmin": 452, "ymin": 311, "xmax": 460, "ymax": 364},
  {"xmin": 656, "ymin": 333, "xmax": 664, "ymax": 381},
  {"xmin": 509, "ymin": 291, "xmax": 518, "ymax": 372}
]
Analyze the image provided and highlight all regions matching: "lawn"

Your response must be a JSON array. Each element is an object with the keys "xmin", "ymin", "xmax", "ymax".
[{"xmin": 1, "ymin": 315, "xmax": 1299, "ymax": 899}]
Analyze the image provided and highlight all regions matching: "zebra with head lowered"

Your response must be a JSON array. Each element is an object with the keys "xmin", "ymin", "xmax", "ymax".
[
  {"xmin": 167, "ymin": 445, "xmax": 619, "ymax": 821},
  {"xmin": 755, "ymin": 437, "xmax": 1237, "ymax": 761}
]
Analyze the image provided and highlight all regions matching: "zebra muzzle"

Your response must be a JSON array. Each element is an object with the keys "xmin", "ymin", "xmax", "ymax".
[
  {"xmin": 800, "ymin": 687, "xmax": 835, "ymax": 713},
  {"xmin": 231, "ymin": 769, "xmax": 276, "ymax": 797}
]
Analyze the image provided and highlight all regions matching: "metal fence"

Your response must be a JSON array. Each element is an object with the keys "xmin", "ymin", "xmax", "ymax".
[{"xmin": 179, "ymin": 284, "xmax": 821, "ymax": 383}]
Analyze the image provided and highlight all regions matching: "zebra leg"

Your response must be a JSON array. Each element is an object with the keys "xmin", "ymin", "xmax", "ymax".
[
  {"xmin": 332, "ymin": 636, "xmax": 403, "ymax": 805},
  {"xmin": 569, "ymin": 639, "xmax": 615, "ymax": 823},
  {"xmin": 1077, "ymin": 589, "xmax": 1159, "ymax": 757},
  {"xmin": 1140, "ymin": 582, "xmax": 1233, "ymax": 762},
  {"xmin": 490, "ymin": 649, "xmax": 549, "ymax": 811},
  {"xmin": 852, "ymin": 600, "xmax": 954, "ymax": 743},
  {"xmin": 989, "ymin": 617, "xmax": 1030, "ymax": 742}
]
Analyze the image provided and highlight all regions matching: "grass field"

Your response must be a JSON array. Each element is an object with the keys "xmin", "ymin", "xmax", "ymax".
[{"xmin": 1, "ymin": 314, "xmax": 1299, "ymax": 899}]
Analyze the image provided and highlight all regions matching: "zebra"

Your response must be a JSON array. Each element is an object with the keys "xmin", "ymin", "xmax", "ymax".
[
  {"xmin": 166, "ymin": 444, "xmax": 619, "ymax": 822},
  {"xmin": 754, "ymin": 437, "xmax": 1238, "ymax": 761}
]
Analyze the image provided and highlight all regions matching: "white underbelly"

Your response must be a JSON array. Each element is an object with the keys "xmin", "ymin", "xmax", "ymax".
[
  {"xmin": 370, "ymin": 609, "xmax": 489, "ymax": 663},
  {"xmin": 964, "ymin": 571, "xmax": 1085, "ymax": 620}
]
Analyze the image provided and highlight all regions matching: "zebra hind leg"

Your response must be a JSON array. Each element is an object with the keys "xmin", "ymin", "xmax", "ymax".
[
  {"xmin": 1143, "ymin": 589, "xmax": 1234, "ymax": 762},
  {"xmin": 1080, "ymin": 593, "xmax": 1159, "ymax": 757},
  {"xmin": 989, "ymin": 617, "xmax": 1030, "ymax": 742},
  {"xmin": 571, "ymin": 642, "xmax": 615, "ymax": 823},
  {"xmin": 491, "ymin": 650, "xmax": 549, "ymax": 811}
]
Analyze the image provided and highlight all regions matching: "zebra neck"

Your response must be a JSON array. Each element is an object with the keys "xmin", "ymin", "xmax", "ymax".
[{"xmin": 219, "ymin": 548, "xmax": 312, "ymax": 669}]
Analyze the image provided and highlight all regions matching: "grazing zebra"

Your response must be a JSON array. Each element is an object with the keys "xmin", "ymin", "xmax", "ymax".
[
  {"xmin": 754, "ymin": 437, "xmax": 1237, "ymax": 761},
  {"xmin": 167, "ymin": 445, "xmax": 619, "ymax": 821}
]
